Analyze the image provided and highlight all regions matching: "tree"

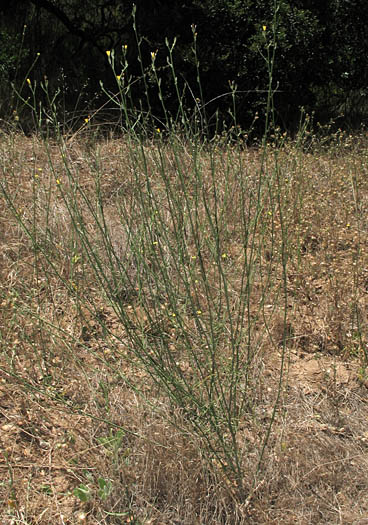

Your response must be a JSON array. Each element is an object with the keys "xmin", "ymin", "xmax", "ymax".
[{"xmin": 1, "ymin": 0, "xmax": 368, "ymax": 132}]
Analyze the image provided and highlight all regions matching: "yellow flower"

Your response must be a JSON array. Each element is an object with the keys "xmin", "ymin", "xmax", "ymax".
[
  {"xmin": 116, "ymin": 75, "xmax": 121, "ymax": 81},
  {"xmin": 26, "ymin": 78, "xmax": 31, "ymax": 86},
  {"xmin": 263, "ymin": 25, "xmax": 267, "ymax": 31},
  {"xmin": 106, "ymin": 50, "xmax": 111, "ymax": 57},
  {"xmin": 56, "ymin": 179, "xmax": 61, "ymax": 185},
  {"xmin": 84, "ymin": 117, "xmax": 90, "ymax": 123},
  {"xmin": 156, "ymin": 127, "xmax": 161, "ymax": 133},
  {"xmin": 123, "ymin": 44, "xmax": 128, "ymax": 50}
]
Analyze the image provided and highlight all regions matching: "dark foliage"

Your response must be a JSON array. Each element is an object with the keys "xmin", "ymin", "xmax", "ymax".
[{"xmin": 1, "ymin": 0, "xmax": 368, "ymax": 134}]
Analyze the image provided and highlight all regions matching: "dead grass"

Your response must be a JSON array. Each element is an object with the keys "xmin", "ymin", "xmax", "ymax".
[{"xmin": 1, "ymin": 130, "xmax": 368, "ymax": 524}]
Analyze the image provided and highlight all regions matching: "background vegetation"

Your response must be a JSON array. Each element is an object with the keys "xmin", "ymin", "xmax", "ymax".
[{"xmin": 1, "ymin": 0, "xmax": 368, "ymax": 134}]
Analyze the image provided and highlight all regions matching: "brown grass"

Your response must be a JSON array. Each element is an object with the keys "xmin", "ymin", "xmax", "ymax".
[{"xmin": 1, "ymin": 130, "xmax": 368, "ymax": 524}]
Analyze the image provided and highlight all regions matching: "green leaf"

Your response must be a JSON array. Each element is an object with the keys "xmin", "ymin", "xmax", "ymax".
[
  {"xmin": 97, "ymin": 477, "xmax": 112, "ymax": 500},
  {"xmin": 73, "ymin": 484, "xmax": 91, "ymax": 502}
]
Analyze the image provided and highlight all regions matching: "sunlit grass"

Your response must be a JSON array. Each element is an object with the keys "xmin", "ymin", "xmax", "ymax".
[{"xmin": 1, "ymin": 128, "xmax": 368, "ymax": 523}]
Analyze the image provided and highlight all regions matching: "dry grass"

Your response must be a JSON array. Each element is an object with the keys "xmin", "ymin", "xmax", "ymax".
[{"xmin": 1, "ymin": 130, "xmax": 368, "ymax": 524}]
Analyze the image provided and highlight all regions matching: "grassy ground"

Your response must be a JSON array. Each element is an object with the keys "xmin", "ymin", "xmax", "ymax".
[{"xmin": 1, "ymin": 128, "xmax": 368, "ymax": 524}]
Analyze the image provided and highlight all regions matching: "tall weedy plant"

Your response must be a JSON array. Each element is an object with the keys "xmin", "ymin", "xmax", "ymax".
[{"xmin": 1, "ymin": 0, "xmax": 289, "ymax": 505}]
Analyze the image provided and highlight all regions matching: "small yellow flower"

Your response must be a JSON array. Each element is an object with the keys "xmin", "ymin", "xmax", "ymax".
[
  {"xmin": 123, "ymin": 44, "xmax": 128, "ymax": 50},
  {"xmin": 263, "ymin": 25, "xmax": 267, "ymax": 31},
  {"xmin": 116, "ymin": 75, "xmax": 121, "ymax": 81},
  {"xmin": 156, "ymin": 127, "xmax": 161, "ymax": 133},
  {"xmin": 196, "ymin": 310, "xmax": 202, "ymax": 315},
  {"xmin": 84, "ymin": 117, "xmax": 90, "ymax": 123},
  {"xmin": 151, "ymin": 50, "xmax": 157, "ymax": 60},
  {"xmin": 106, "ymin": 50, "xmax": 111, "ymax": 57},
  {"xmin": 221, "ymin": 253, "xmax": 228, "ymax": 259},
  {"xmin": 26, "ymin": 78, "xmax": 31, "ymax": 86},
  {"xmin": 56, "ymin": 179, "xmax": 61, "ymax": 185}
]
